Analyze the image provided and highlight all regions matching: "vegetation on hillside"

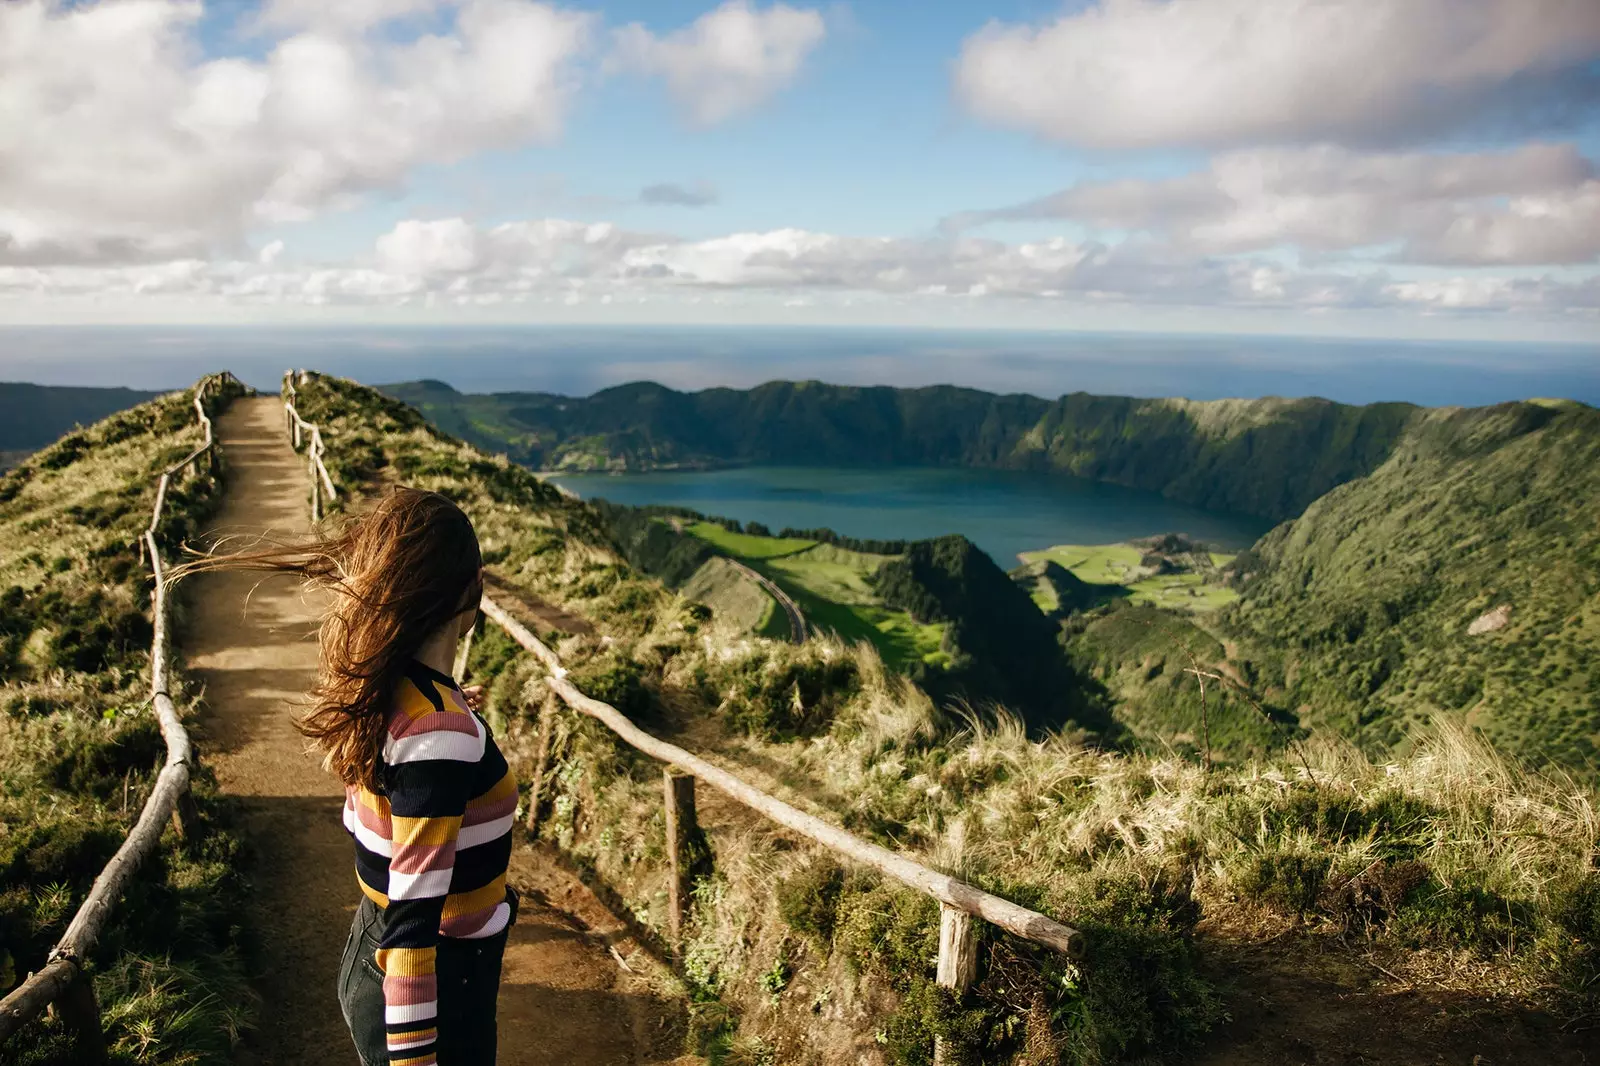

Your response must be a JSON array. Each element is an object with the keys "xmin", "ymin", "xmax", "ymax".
[
  {"xmin": 306, "ymin": 372, "xmax": 1596, "ymax": 1064},
  {"xmin": 1223, "ymin": 399, "xmax": 1600, "ymax": 770},
  {"xmin": 582, "ymin": 501, "xmax": 1104, "ymax": 732},
  {"xmin": 0, "ymin": 379, "xmax": 252, "ymax": 1066},
  {"xmin": 382, "ymin": 378, "xmax": 1419, "ymax": 523},
  {"xmin": 0, "ymin": 383, "xmax": 163, "ymax": 455}
]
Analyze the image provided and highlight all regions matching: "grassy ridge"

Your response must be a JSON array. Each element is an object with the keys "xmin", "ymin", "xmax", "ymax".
[
  {"xmin": 382, "ymin": 379, "xmax": 1421, "ymax": 523},
  {"xmin": 0, "ymin": 379, "xmax": 253, "ymax": 1066},
  {"xmin": 304, "ymin": 371, "xmax": 1598, "ymax": 1064}
]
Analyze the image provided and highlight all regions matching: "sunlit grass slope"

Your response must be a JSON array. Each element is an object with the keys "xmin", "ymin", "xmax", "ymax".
[
  {"xmin": 304, "ymin": 371, "xmax": 1597, "ymax": 1066},
  {"xmin": 0, "ymin": 378, "xmax": 251, "ymax": 1066}
]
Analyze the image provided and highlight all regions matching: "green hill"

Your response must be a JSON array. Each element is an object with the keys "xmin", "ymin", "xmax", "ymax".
[
  {"xmin": 1224, "ymin": 399, "xmax": 1600, "ymax": 768},
  {"xmin": 382, "ymin": 379, "xmax": 1417, "ymax": 522},
  {"xmin": 304, "ymin": 371, "xmax": 1599, "ymax": 1063},
  {"xmin": 385, "ymin": 377, "xmax": 1600, "ymax": 774},
  {"xmin": 0, "ymin": 382, "xmax": 164, "ymax": 455}
]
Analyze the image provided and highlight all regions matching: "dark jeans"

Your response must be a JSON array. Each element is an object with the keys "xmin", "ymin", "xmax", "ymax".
[{"xmin": 338, "ymin": 893, "xmax": 516, "ymax": 1066}]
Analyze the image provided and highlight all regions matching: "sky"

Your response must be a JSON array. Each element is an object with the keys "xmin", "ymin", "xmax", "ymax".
[{"xmin": 1, "ymin": 0, "xmax": 1599, "ymax": 343}]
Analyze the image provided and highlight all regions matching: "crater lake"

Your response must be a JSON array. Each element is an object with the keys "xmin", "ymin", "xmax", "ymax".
[{"xmin": 547, "ymin": 466, "xmax": 1272, "ymax": 566}]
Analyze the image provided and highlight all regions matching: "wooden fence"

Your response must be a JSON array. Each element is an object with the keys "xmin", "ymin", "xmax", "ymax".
[
  {"xmin": 282, "ymin": 370, "xmax": 337, "ymax": 521},
  {"xmin": 0, "ymin": 374, "xmax": 242, "ymax": 1060},
  {"xmin": 281, "ymin": 371, "xmax": 1084, "ymax": 1063}
]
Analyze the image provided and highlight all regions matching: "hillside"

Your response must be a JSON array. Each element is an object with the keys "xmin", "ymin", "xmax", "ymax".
[
  {"xmin": 294, "ymin": 371, "xmax": 1598, "ymax": 1065},
  {"xmin": 382, "ymin": 378, "xmax": 1417, "ymax": 523},
  {"xmin": 1223, "ymin": 399, "xmax": 1600, "ymax": 769},
  {"xmin": 388, "ymin": 377, "xmax": 1600, "ymax": 775},
  {"xmin": 589, "ymin": 501, "xmax": 1107, "ymax": 733},
  {"xmin": 0, "ymin": 380, "xmax": 252, "ymax": 1063},
  {"xmin": 0, "ymin": 382, "xmax": 163, "ymax": 456}
]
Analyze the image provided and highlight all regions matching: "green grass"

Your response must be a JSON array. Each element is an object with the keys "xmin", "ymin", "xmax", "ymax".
[
  {"xmin": 315, "ymin": 371, "xmax": 1600, "ymax": 1066},
  {"xmin": 686, "ymin": 521, "xmax": 817, "ymax": 559},
  {"xmin": 680, "ymin": 558, "xmax": 778, "ymax": 636},
  {"xmin": 1022, "ymin": 543, "xmax": 1239, "ymax": 612},
  {"xmin": 0, "ymin": 380, "xmax": 255, "ymax": 1066},
  {"xmin": 690, "ymin": 536, "xmax": 952, "ymax": 671},
  {"xmin": 1126, "ymin": 571, "xmax": 1240, "ymax": 611},
  {"xmin": 1020, "ymin": 543, "xmax": 1146, "ymax": 585}
]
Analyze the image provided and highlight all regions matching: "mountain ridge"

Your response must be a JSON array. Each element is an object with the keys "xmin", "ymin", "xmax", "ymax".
[{"xmin": 381, "ymin": 377, "xmax": 1492, "ymax": 523}]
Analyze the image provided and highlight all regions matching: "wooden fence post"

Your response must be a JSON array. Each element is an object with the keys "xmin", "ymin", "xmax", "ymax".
[
  {"xmin": 932, "ymin": 903, "xmax": 979, "ymax": 1066},
  {"xmin": 453, "ymin": 619, "xmax": 476, "ymax": 682},
  {"xmin": 56, "ymin": 970, "xmax": 107, "ymax": 1065},
  {"xmin": 664, "ymin": 768, "xmax": 698, "ymax": 946},
  {"xmin": 309, "ymin": 474, "xmax": 322, "ymax": 524},
  {"xmin": 524, "ymin": 694, "xmax": 558, "ymax": 836}
]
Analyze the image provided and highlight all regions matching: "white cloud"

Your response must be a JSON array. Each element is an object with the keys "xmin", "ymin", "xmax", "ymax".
[
  {"xmin": 968, "ymin": 143, "xmax": 1600, "ymax": 267},
  {"xmin": 4, "ymin": 217, "xmax": 1595, "ymax": 319},
  {"xmin": 955, "ymin": 0, "xmax": 1600, "ymax": 149},
  {"xmin": 253, "ymin": 0, "xmax": 445, "ymax": 33},
  {"xmin": 608, "ymin": 1, "xmax": 826, "ymax": 125},
  {"xmin": 0, "ymin": 0, "xmax": 593, "ymax": 265}
]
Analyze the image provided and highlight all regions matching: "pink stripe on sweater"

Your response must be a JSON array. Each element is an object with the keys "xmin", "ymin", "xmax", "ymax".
[
  {"xmin": 381, "ymin": 973, "xmax": 438, "ymax": 1006},
  {"xmin": 388, "ymin": 710, "xmax": 479, "ymax": 742},
  {"xmin": 461, "ymin": 793, "xmax": 517, "ymax": 826},
  {"xmin": 389, "ymin": 842, "xmax": 454, "ymax": 875}
]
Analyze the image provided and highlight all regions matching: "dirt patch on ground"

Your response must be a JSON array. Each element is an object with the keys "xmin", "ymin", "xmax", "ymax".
[
  {"xmin": 184, "ymin": 397, "xmax": 693, "ymax": 1065},
  {"xmin": 1194, "ymin": 927, "xmax": 1592, "ymax": 1066},
  {"xmin": 486, "ymin": 571, "xmax": 597, "ymax": 638}
]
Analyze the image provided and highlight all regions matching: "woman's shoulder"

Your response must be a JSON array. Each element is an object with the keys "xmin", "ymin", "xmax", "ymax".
[{"xmin": 382, "ymin": 661, "xmax": 486, "ymax": 765}]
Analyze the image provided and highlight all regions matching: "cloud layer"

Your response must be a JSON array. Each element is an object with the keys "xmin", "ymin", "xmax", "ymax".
[
  {"xmin": 5, "ymin": 217, "xmax": 1596, "ymax": 318},
  {"xmin": 0, "ymin": 0, "xmax": 593, "ymax": 265},
  {"xmin": 956, "ymin": 0, "xmax": 1600, "ymax": 149},
  {"xmin": 0, "ymin": 0, "xmax": 825, "ymax": 267},
  {"xmin": 966, "ymin": 143, "xmax": 1600, "ymax": 267}
]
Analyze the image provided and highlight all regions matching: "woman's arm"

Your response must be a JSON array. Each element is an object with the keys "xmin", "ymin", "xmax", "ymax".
[{"xmin": 374, "ymin": 719, "xmax": 481, "ymax": 1066}]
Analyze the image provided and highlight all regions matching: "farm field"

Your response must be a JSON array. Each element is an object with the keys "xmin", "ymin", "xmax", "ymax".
[
  {"xmin": 682, "ymin": 526, "xmax": 950, "ymax": 669},
  {"xmin": 1021, "ymin": 541, "xmax": 1240, "ymax": 612}
]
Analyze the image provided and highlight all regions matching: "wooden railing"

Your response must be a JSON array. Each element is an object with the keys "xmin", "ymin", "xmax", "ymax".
[
  {"xmin": 282, "ymin": 370, "xmax": 337, "ymax": 520},
  {"xmin": 281, "ymin": 371, "xmax": 1083, "ymax": 1063},
  {"xmin": 0, "ymin": 374, "xmax": 242, "ymax": 1060}
]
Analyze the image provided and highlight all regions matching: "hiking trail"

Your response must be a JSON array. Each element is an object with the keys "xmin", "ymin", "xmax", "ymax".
[{"xmin": 184, "ymin": 396, "xmax": 691, "ymax": 1066}]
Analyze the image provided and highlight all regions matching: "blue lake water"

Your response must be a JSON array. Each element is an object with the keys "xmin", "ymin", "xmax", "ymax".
[{"xmin": 548, "ymin": 466, "xmax": 1273, "ymax": 566}]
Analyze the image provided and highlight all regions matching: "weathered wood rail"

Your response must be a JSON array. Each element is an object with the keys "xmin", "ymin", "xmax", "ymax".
[
  {"xmin": 282, "ymin": 370, "xmax": 1084, "ymax": 1063},
  {"xmin": 0, "ymin": 373, "xmax": 243, "ymax": 1059},
  {"xmin": 282, "ymin": 370, "xmax": 337, "ymax": 520}
]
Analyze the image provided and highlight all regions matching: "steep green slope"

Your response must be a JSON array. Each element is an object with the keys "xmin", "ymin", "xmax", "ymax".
[
  {"xmin": 383, "ymin": 379, "xmax": 1417, "ymax": 522},
  {"xmin": 1225, "ymin": 399, "xmax": 1600, "ymax": 769},
  {"xmin": 0, "ymin": 382, "xmax": 163, "ymax": 453}
]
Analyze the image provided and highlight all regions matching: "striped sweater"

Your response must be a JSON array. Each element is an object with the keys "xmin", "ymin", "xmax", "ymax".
[{"xmin": 343, "ymin": 660, "xmax": 517, "ymax": 1066}]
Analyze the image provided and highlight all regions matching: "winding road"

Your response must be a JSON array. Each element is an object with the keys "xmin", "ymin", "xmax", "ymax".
[{"xmin": 726, "ymin": 558, "xmax": 808, "ymax": 643}]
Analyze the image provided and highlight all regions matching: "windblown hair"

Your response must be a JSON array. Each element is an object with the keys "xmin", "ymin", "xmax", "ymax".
[{"xmin": 172, "ymin": 487, "xmax": 483, "ymax": 790}]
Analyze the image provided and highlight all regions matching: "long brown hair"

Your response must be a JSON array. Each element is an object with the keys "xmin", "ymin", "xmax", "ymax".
[{"xmin": 173, "ymin": 487, "xmax": 483, "ymax": 790}]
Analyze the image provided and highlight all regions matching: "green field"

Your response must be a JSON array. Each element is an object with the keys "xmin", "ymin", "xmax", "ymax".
[
  {"xmin": 1020, "ymin": 542, "xmax": 1239, "ymax": 612},
  {"xmin": 686, "ymin": 521, "xmax": 817, "ymax": 559},
  {"xmin": 684, "ymin": 530, "xmax": 949, "ymax": 669}
]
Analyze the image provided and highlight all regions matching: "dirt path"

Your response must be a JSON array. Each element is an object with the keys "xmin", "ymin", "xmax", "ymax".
[{"xmin": 185, "ymin": 397, "xmax": 692, "ymax": 1066}]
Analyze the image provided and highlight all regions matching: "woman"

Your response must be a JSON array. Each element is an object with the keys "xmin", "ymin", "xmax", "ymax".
[{"xmin": 181, "ymin": 488, "xmax": 517, "ymax": 1066}]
